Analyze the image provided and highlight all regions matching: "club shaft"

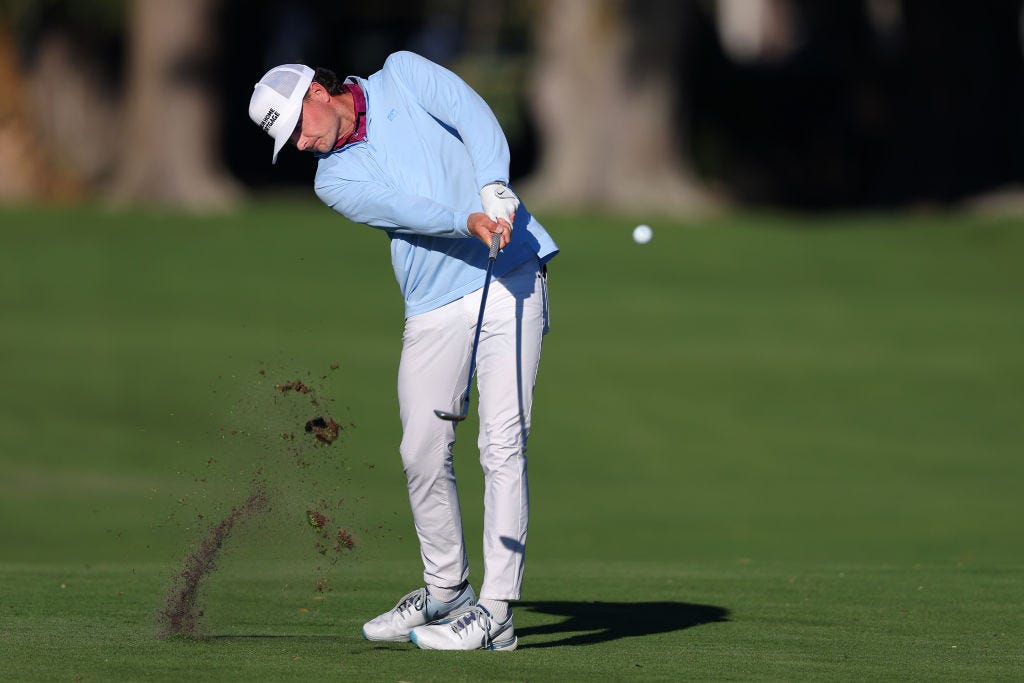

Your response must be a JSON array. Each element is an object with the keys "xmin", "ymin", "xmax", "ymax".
[{"xmin": 459, "ymin": 233, "xmax": 501, "ymax": 410}]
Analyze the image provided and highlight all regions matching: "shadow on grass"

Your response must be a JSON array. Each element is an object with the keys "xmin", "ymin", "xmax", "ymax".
[
  {"xmin": 515, "ymin": 601, "xmax": 729, "ymax": 648},
  {"xmin": 202, "ymin": 601, "xmax": 729, "ymax": 649}
]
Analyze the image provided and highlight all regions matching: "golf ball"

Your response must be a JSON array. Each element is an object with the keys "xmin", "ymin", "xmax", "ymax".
[{"xmin": 632, "ymin": 224, "xmax": 653, "ymax": 244}]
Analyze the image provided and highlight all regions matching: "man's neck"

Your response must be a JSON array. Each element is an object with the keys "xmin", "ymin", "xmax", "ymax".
[
  {"xmin": 335, "ymin": 91, "xmax": 356, "ymax": 145},
  {"xmin": 332, "ymin": 83, "xmax": 368, "ymax": 149}
]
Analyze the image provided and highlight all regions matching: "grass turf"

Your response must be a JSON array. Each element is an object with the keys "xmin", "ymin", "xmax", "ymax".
[{"xmin": 1, "ymin": 201, "xmax": 1022, "ymax": 680}]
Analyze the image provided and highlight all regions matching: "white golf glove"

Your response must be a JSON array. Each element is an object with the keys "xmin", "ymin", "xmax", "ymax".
[{"xmin": 480, "ymin": 182, "xmax": 519, "ymax": 231}]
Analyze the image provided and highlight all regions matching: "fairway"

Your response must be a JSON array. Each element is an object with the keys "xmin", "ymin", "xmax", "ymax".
[{"xmin": 1, "ymin": 201, "xmax": 1022, "ymax": 680}]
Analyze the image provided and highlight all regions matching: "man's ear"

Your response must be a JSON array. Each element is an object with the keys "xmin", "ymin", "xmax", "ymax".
[{"xmin": 308, "ymin": 81, "xmax": 330, "ymax": 101}]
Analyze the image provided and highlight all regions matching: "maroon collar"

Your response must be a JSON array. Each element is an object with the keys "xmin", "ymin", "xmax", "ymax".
[{"xmin": 334, "ymin": 82, "xmax": 367, "ymax": 149}]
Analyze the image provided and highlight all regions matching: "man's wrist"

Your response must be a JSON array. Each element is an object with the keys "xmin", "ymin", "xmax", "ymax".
[{"xmin": 455, "ymin": 210, "xmax": 473, "ymax": 236}]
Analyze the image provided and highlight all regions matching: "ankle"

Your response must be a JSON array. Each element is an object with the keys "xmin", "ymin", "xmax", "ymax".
[
  {"xmin": 427, "ymin": 582, "xmax": 466, "ymax": 603},
  {"xmin": 478, "ymin": 598, "xmax": 510, "ymax": 622}
]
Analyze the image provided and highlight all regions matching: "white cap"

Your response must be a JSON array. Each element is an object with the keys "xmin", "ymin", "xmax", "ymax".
[{"xmin": 249, "ymin": 64, "xmax": 315, "ymax": 164}]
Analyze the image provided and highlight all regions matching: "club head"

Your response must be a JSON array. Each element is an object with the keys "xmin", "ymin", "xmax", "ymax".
[{"xmin": 433, "ymin": 408, "xmax": 467, "ymax": 422}]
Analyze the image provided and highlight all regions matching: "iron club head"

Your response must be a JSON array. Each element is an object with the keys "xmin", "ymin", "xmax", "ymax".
[{"xmin": 433, "ymin": 408, "xmax": 467, "ymax": 422}]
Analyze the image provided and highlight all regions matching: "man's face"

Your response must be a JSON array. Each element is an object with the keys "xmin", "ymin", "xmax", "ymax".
[{"xmin": 289, "ymin": 83, "xmax": 339, "ymax": 155}]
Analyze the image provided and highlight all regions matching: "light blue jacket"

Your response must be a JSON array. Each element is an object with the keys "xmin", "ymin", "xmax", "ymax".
[{"xmin": 313, "ymin": 51, "xmax": 558, "ymax": 318}]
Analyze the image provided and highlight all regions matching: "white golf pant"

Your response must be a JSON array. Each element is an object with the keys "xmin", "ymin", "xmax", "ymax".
[{"xmin": 397, "ymin": 257, "xmax": 549, "ymax": 601}]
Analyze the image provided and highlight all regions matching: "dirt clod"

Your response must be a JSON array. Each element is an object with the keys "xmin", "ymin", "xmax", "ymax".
[
  {"xmin": 305, "ymin": 416, "xmax": 341, "ymax": 444},
  {"xmin": 275, "ymin": 380, "xmax": 311, "ymax": 395},
  {"xmin": 335, "ymin": 527, "xmax": 356, "ymax": 551},
  {"xmin": 307, "ymin": 509, "xmax": 327, "ymax": 530}
]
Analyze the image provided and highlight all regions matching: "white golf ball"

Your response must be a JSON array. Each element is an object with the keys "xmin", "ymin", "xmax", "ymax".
[{"xmin": 632, "ymin": 224, "xmax": 653, "ymax": 244}]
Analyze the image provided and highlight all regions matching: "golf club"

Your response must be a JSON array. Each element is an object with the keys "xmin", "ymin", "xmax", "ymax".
[{"xmin": 434, "ymin": 231, "xmax": 502, "ymax": 421}]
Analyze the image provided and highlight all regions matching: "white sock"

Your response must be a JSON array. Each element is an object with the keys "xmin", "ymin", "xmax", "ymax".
[
  {"xmin": 478, "ymin": 599, "xmax": 510, "ymax": 622},
  {"xmin": 427, "ymin": 582, "xmax": 465, "ymax": 603}
]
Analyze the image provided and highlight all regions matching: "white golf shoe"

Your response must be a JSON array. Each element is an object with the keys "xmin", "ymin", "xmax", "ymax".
[
  {"xmin": 410, "ymin": 604, "xmax": 517, "ymax": 651},
  {"xmin": 361, "ymin": 585, "xmax": 476, "ymax": 642}
]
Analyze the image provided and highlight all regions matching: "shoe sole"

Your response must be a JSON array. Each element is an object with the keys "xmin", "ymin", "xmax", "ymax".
[
  {"xmin": 410, "ymin": 631, "xmax": 518, "ymax": 651},
  {"xmin": 362, "ymin": 628, "xmax": 411, "ymax": 643},
  {"xmin": 487, "ymin": 635, "xmax": 518, "ymax": 651}
]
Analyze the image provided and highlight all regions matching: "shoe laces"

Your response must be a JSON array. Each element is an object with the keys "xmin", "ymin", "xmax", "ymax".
[
  {"xmin": 449, "ymin": 606, "xmax": 489, "ymax": 640},
  {"xmin": 394, "ymin": 588, "xmax": 426, "ymax": 617}
]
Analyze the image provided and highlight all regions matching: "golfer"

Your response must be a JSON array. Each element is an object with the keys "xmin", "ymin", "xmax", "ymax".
[{"xmin": 249, "ymin": 52, "xmax": 557, "ymax": 650}]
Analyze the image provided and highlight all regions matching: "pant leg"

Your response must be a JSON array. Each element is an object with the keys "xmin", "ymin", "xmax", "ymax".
[
  {"xmin": 397, "ymin": 297, "xmax": 476, "ymax": 589},
  {"xmin": 474, "ymin": 259, "xmax": 549, "ymax": 600}
]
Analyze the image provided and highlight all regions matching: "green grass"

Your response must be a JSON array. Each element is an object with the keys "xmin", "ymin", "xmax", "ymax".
[{"xmin": 1, "ymin": 201, "xmax": 1022, "ymax": 680}]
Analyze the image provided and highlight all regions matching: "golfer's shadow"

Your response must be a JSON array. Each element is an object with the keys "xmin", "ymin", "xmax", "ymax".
[{"xmin": 514, "ymin": 601, "xmax": 729, "ymax": 648}]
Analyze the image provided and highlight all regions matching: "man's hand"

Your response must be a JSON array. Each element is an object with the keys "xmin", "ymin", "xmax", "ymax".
[
  {"xmin": 480, "ymin": 182, "xmax": 519, "ymax": 234},
  {"xmin": 468, "ymin": 212, "xmax": 509, "ymax": 250}
]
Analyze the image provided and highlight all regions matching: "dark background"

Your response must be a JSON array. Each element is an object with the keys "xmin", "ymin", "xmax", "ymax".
[
  {"xmin": 16, "ymin": 0, "xmax": 1024, "ymax": 209},
  {"xmin": 681, "ymin": 0, "xmax": 1024, "ymax": 208},
  {"xmin": 223, "ymin": 1, "xmax": 1024, "ymax": 209}
]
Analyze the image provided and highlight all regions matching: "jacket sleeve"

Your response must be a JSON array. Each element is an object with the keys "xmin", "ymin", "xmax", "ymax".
[
  {"xmin": 315, "ymin": 174, "xmax": 473, "ymax": 237},
  {"xmin": 384, "ymin": 51, "xmax": 510, "ymax": 189}
]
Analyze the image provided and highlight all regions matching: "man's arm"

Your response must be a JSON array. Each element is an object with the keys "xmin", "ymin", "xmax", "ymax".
[
  {"xmin": 384, "ymin": 51, "xmax": 510, "ymax": 190},
  {"xmin": 317, "ymin": 176, "xmax": 508, "ymax": 249},
  {"xmin": 316, "ymin": 175, "xmax": 473, "ymax": 237}
]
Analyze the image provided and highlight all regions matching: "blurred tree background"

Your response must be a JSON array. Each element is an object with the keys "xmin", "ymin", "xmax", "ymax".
[{"xmin": 1, "ymin": 0, "xmax": 1022, "ymax": 212}]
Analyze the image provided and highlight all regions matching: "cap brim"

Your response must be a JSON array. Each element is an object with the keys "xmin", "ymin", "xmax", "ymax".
[{"xmin": 271, "ymin": 103, "xmax": 302, "ymax": 164}]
